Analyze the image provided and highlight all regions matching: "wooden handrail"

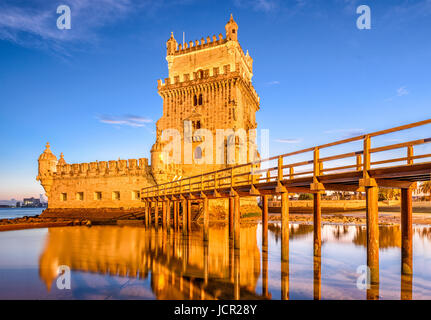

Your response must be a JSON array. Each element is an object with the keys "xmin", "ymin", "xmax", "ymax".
[{"xmin": 141, "ymin": 118, "xmax": 431, "ymax": 197}]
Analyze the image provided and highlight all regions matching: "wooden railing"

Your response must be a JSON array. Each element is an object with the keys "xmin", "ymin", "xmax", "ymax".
[{"xmin": 141, "ymin": 119, "xmax": 431, "ymax": 199}]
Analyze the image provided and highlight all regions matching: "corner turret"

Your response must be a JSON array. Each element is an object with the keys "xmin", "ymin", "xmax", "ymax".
[
  {"xmin": 167, "ymin": 32, "xmax": 178, "ymax": 56},
  {"xmin": 37, "ymin": 142, "xmax": 58, "ymax": 200},
  {"xmin": 225, "ymin": 14, "xmax": 238, "ymax": 41}
]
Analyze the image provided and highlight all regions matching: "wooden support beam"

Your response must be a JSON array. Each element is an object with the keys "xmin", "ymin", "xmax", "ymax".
[
  {"xmin": 401, "ymin": 188, "xmax": 413, "ymax": 275},
  {"xmin": 155, "ymin": 201, "xmax": 159, "ymax": 229},
  {"xmin": 262, "ymin": 195, "xmax": 268, "ymax": 252},
  {"xmin": 281, "ymin": 192, "xmax": 289, "ymax": 262},
  {"xmin": 313, "ymin": 193, "xmax": 321, "ymax": 258},
  {"xmin": 203, "ymin": 196, "xmax": 209, "ymax": 242},
  {"xmin": 187, "ymin": 199, "xmax": 192, "ymax": 232},
  {"xmin": 144, "ymin": 201, "xmax": 149, "ymax": 228},
  {"xmin": 313, "ymin": 255, "xmax": 321, "ymax": 300},
  {"xmin": 182, "ymin": 199, "xmax": 188, "ymax": 234},
  {"xmin": 234, "ymin": 248, "xmax": 240, "ymax": 300},
  {"xmin": 162, "ymin": 200, "xmax": 167, "ymax": 228},
  {"xmin": 262, "ymin": 249, "xmax": 268, "ymax": 298},
  {"xmin": 234, "ymin": 195, "xmax": 240, "ymax": 249},
  {"xmin": 375, "ymin": 179, "xmax": 416, "ymax": 189},
  {"xmin": 173, "ymin": 201, "xmax": 178, "ymax": 230},
  {"xmin": 366, "ymin": 186, "xmax": 379, "ymax": 285},
  {"xmin": 229, "ymin": 197, "xmax": 234, "ymax": 240},
  {"xmin": 166, "ymin": 199, "xmax": 171, "ymax": 231}
]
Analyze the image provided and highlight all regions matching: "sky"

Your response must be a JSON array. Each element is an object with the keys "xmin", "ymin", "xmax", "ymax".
[{"xmin": 0, "ymin": 0, "xmax": 431, "ymax": 200}]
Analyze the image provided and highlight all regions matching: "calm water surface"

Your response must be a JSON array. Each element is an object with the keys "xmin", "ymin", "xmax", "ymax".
[
  {"xmin": 0, "ymin": 208, "xmax": 44, "ymax": 219},
  {"xmin": 0, "ymin": 223, "xmax": 430, "ymax": 300}
]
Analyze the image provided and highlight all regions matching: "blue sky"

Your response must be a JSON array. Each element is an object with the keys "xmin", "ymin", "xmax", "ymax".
[{"xmin": 0, "ymin": 0, "xmax": 431, "ymax": 200}]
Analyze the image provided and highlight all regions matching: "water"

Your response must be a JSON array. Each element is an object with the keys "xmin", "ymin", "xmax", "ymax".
[
  {"xmin": 0, "ymin": 223, "xmax": 430, "ymax": 300},
  {"xmin": 0, "ymin": 208, "xmax": 44, "ymax": 220}
]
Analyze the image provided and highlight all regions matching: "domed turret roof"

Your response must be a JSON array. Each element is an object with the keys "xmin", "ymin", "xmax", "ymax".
[
  {"xmin": 57, "ymin": 152, "xmax": 66, "ymax": 165},
  {"xmin": 38, "ymin": 142, "xmax": 57, "ymax": 161}
]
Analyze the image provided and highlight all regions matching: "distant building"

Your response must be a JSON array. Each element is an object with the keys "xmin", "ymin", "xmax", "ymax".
[
  {"xmin": 22, "ymin": 197, "xmax": 42, "ymax": 207},
  {"xmin": 16, "ymin": 201, "xmax": 21, "ymax": 207}
]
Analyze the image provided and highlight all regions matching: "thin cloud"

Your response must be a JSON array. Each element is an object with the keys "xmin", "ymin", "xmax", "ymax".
[
  {"xmin": 98, "ymin": 114, "xmax": 152, "ymax": 128},
  {"xmin": 385, "ymin": 86, "xmax": 409, "ymax": 101},
  {"xmin": 265, "ymin": 80, "xmax": 280, "ymax": 86},
  {"xmin": 0, "ymin": 0, "xmax": 153, "ymax": 55},
  {"xmin": 275, "ymin": 138, "xmax": 302, "ymax": 143},
  {"xmin": 397, "ymin": 86, "xmax": 409, "ymax": 97},
  {"xmin": 324, "ymin": 128, "xmax": 365, "ymax": 138}
]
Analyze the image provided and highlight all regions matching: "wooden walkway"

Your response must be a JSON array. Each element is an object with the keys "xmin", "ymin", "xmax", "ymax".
[{"xmin": 141, "ymin": 118, "xmax": 431, "ymax": 299}]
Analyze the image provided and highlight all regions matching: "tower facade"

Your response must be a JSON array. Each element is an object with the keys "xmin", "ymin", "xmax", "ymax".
[{"xmin": 151, "ymin": 15, "xmax": 260, "ymax": 184}]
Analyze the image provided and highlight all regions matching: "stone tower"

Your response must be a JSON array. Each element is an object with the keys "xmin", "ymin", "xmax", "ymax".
[{"xmin": 151, "ymin": 15, "xmax": 260, "ymax": 184}]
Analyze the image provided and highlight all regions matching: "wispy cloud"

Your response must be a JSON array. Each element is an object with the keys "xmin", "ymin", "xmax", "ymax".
[
  {"xmin": 324, "ymin": 128, "xmax": 365, "ymax": 138},
  {"xmin": 0, "ymin": 0, "xmax": 152, "ymax": 55},
  {"xmin": 98, "ymin": 114, "xmax": 152, "ymax": 127},
  {"xmin": 265, "ymin": 80, "xmax": 280, "ymax": 86},
  {"xmin": 233, "ymin": 0, "xmax": 277, "ymax": 12},
  {"xmin": 397, "ymin": 86, "xmax": 409, "ymax": 97},
  {"xmin": 275, "ymin": 138, "xmax": 302, "ymax": 143},
  {"xmin": 385, "ymin": 86, "xmax": 409, "ymax": 101}
]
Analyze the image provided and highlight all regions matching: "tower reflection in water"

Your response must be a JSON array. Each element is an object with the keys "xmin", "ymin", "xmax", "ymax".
[
  {"xmin": 39, "ymin": 225, "xmax": 262, "ymax": 300},
  {"xmin": 38, "ymin": 224, "xmax": 430, "ymax": 299}
]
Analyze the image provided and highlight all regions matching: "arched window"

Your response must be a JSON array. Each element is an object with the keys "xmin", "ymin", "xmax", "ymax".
[
  {"xmin": 193, "ymin": 95, "xmax": 197, "ymax": 106},
  {"xmin": 198, "ymin": 94, "xmax": 203, "ymax": 105},
  {"xmin": 194, "ymin": 146, "xmax": 202, "ymax": 160}
]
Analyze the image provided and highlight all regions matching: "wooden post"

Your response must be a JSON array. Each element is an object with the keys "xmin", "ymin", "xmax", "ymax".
[
  {"xmin": 281, "ymin": 191, "xmax": 289, "ymax": 300},
  {"xmin": 313, "ymin": 255, "xmax": 321, "ymax": 300},
  {"xmin": 182, "ymin": 199, "xmax": 188, "ymax": 234},
  {"xmin": 401, "ymin": 188, "xmax": 413, "ymax": 275},
  {"xmin": 366, "ymin": 187, "xmax": 379, "ymax": 285},
  {"xmin": 401, "ymin": 274, "xmax": 413, "ymax": 300},
  {"xmin": 166, "ymin": 199, "xmax": 171, "ymax": 231},
  {"xmin": 162, "ymin": 200, "xmax": 167, "ymax": 228},
  {"xmin": 234, "ymin": 247, "xmax": 240, "ymax": 300},
  {"xmin": 234, "ymin": 195, "xmax": 240, "ymax": 249},
  {"xmin": 155, "ymin": 200, "xmax": 159, "ymax": 229},
  {"xmin": 144, "ymin": 201, "xmax": 149, "ymax": 228},
  {"xmin": 203, "ymin": 197, "xmax": 209, "ymax": 242},
  {"xmin": 173, "ymin": 201, "xmax": 178, "ymax": 230},
  {"xmin": 313, "ymin": 193, "xmax": 321, "ymax": 257},
  {"xmin": 262, "ymin": 195, "xmax": 268, "ymax": 252},
  {"xmin": 281, "ymin": 192, "xmax": 289, "ymax": 262},
  {"xmin": 229, "ymin": 197, "xmax": 234, "ymax": 240},
  {"xmin": 281, "ymin": 259, "xmax": 289, "ymax": 300},
  {"xmin": 187, "ymin": 199, "xmax": 192, "ymax": 232},
  {"xmin": 363, "ymin": 135, "xmax": 379, "ymax": 286},
  {"xmin": 262, "ymin": 248, "xmax": 268, "ymax": 298},
  {"xmin": 203, "ymin": 240, "xmax": 209, "ymax": 285}
]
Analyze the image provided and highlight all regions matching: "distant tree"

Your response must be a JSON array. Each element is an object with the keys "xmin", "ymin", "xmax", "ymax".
[
  {"xmin": 420, "ymin": 181, "xmax": 431, "ymax": 202},
  {"xmin": 378, "ymin": 188, "xmax": 400, "ymax": 201},
  {"xmin": 298, "ymin": 193, "xmax": 313, "ymax": 200}
]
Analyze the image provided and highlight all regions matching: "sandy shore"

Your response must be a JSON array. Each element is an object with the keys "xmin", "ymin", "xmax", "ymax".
[{"xmin": 0, "ymin": 216, "xmax": 91, "ymax": 232}]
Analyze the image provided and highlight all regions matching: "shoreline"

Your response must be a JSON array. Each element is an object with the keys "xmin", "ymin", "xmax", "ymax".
[{"xmin": 2, "ymin": 209, "xmax": 431, "ymax": 232}]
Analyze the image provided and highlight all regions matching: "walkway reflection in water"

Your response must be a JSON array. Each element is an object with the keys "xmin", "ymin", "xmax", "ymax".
[{"xmin": 0, "ymin": 223, "xmax": 431, "ymax": 299}]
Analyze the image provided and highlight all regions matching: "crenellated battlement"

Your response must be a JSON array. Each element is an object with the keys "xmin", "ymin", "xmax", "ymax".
[
  {"xmin": 157, "ymin": 64, "xmax": 260, "ymax": 104},
  {"xmin": 54, "ymin": 158, "xmax": 151, "ymax": 178},
  {"xmin": 172, "ymin": 33, "xmax": 226, "ymax": 56}
]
